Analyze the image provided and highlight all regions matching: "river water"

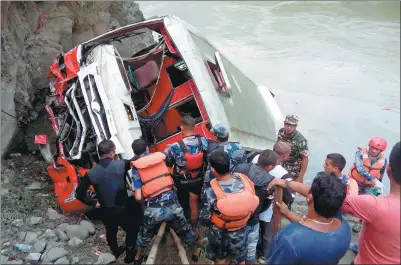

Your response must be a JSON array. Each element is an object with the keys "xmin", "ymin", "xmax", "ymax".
[{"xmin": 139, "ymin": 1, "xmax": 400, "ymax": 193}]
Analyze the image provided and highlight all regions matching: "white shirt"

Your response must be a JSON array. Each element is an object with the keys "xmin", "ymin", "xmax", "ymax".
[{"xmin": 253, "ymin": 154, "xmax": 288, "ymax": 222}]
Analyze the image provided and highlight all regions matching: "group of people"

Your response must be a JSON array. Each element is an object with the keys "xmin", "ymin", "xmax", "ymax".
[{"xmin": 75, "ymin": 114, "xmax": 400, "ymax": 265}]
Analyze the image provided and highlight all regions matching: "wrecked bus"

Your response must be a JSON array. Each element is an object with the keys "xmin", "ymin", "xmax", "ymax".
[{"xmin": 35, "ymin": 16, "xmax": 284, "ymax": 213}]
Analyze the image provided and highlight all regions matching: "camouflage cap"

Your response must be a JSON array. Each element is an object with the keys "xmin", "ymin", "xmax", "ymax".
[
  {"xmin": 210, "ymin": 123, "xmax": 229, "ymax": 138},
  {"xmin": 285, "ymin": 114, "xmax": 299, "ymax": 126}
]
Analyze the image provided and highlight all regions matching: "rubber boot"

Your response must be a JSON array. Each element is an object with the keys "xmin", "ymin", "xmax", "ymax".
[
  {"xmin": 124, "ymin": 246, "xmax": 136, "ymax": 264},
  {"xmin": 111, "ymin": 246, "xmax": 125, "ymax": 260}
]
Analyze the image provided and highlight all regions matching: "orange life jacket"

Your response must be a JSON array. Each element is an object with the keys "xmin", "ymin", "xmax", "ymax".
[
  {"xmin": 177, "ymin": 136, "xmax": 206, "ymax": 179},
  {"xmin": 348, "ymin": 146, "xmax": 386, "ymax": 186},
  {"xmin": 131, "ymin": 152, "xmax": 174, "ymax": 199},
  {"xmin": 210, "ymin": 173, "xmax": 259, "ymax": 232}
]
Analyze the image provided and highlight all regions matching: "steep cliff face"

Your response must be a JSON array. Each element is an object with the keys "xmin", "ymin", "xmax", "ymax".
[{"xmin": 0, "ymin": 1, "xmax": 153, "ymax": 157}]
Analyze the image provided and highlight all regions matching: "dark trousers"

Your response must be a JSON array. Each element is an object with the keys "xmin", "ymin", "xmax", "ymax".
[
  {"xmin": 257, "ymin": 220, "xmax": 273, "ymax": 258},
  {"xmin": 176, "ymin": 187, "xmax": 190, "ymax": 220},
  {"xmin": 100, "ymin": 197, "xmax": 142, "ymax": 252}
]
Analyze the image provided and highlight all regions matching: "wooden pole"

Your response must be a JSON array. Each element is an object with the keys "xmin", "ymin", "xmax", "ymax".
[
  {"xmin": 170, "ymin": 228, "xmax": 190, "ymax": 264},
  {"xmin": 272, "ymin": 187, "xmax": 283, "ymax": 236},
  {"xmin": 146, "ymin": 222, "xmax": 166, "ymax": 264}
]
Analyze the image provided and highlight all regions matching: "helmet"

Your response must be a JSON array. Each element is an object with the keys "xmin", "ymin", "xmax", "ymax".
[{"xmin": 369, "ymin": 137, "xmax": 387, "ymax": 152}]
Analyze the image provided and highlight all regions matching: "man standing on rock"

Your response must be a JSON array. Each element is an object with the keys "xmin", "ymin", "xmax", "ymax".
[
  {"xmin": 277, "ymin": 114, "xmax": 309, "ymax": 183},
  {"xmin": 76, "ymin": 140, "xmax": 140, "ymax": 263}
]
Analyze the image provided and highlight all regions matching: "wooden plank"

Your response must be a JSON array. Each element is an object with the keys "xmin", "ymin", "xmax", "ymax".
[
  {"xmin": 170, "ymin": 228, "xmax": 190, "ymax": 264},
  {"xmin": 272, "ymin": 187, "xmax": 283, "ymax": 236},
  {"xmin": 146, "ymin": 222, "xmax": 167, "ymax": 264}
]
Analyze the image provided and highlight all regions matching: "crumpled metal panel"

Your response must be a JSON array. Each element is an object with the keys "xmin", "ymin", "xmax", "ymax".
[{"xmin": 164, "ymin": 16, "xmax": 284, "ymax": 151}]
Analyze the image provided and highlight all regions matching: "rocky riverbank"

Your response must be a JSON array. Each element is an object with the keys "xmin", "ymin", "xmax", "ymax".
[{"xmin": 1, "ymin": 155, "xmax": 115, "ymax": 264}]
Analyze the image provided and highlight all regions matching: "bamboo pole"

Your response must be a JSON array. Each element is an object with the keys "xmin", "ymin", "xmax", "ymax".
[
  {"xmin": 146, "ymin": 222, "xmax": 167, "ymax": 264},
  {"xmin": 272, "ymin": 187, "xmax": 283, "ymax": 236},
  {"xmin": 170, "ymin": 228, "xmax": 190, "ymax": 264}
]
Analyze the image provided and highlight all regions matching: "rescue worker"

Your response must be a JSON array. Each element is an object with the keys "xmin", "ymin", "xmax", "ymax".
[
  {"xmin": 232, "ymin": 150, "xmax": 278, "ymax": 265},
  {"xmin": 348, "ymin": 137, "xmax": 387, "ymax": 195},
  {"xmin": 130, "ymin": 138, "xmax": 197, "ymax": 263},
  {"xmin": 203, "ymin": 123, "xmax": 247, "ymax": 186},
  {"xmin": 165, "ymin": 116, "xmax": 208, "ymax": 226},
  {"xmin": 199, "ymin": 150, "xmax": 259, "ymax": 265},
  {"xmin": 277, "ymin": 114, "xmax": 309, "ymax": 183},
  {"xmin": 342, "ymin": 141, "xmax": 400, "ymax": 265},
  {"xmin": 192, "ymin": 123, "xmax": 247, "ymax": 261},
  {"xmin": 347, "ymin": 137, "xmax": 387, "ymax": 246},
  {"xmin": 75, "ymin": 140, "xmax": 140, "ymax": 263}
]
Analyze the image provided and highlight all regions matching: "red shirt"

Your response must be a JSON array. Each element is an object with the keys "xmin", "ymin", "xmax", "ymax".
[{"xmin": 342, "ymin": 194, "xmax": 400, "ymax": 264}]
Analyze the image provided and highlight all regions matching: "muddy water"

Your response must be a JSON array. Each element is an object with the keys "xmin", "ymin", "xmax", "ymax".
[{"xmin": 140, "ymin": 1, "xmax": 400, "ymax": 193}]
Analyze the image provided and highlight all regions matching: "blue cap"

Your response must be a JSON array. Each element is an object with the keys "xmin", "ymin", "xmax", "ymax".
[{"xmin": 211, "ymin": 123, "xmax": 229, "ymax": 138}]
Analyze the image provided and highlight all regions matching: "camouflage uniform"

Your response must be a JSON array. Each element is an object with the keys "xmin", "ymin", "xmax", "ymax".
[
  {"xmin": 165, "ymin": 135, "xmax": 208, "ymax": 220},
  {"xmin": 130, "ymin": 153, "xmax": 196, "ymax": 248},
  {"xmin": 165, "ymin": 135, "xmax": 208, "ymax": 170},
  {"xmin": 199, "ymin": 175, "xmax": 248, "ymax": 262},
  {"xmin": 278, "ymin": 115, "xmax": 309, "ymax": 179},
  {"xmin": 203, "ymin": 124, "xmax": 247, "ymax": 187}
]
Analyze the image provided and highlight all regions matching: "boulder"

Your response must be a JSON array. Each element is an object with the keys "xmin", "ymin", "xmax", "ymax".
[
  {"xmin": 25, "ymin": 253, "xmax": 41, "ymax": 264},
  {"xmin": 39, "ymin": 4, "xmax": 73, "ymax": 45},
  {"xmin": 109, "ymin": 1, "xmax": 142, "ymax": 26},
  {"xmin": 44, "ymin": 242, "xmax": 65, "ymax": 252},
  {"xmin": 38, "ymin": 229, "xmax": 58, "ymax": 242},
  {"xmin": 42, "ymin": 247, "xmax": 68, "ymax": 263},
  {"xmin": 56, "ymin": 223, "xmax": 70, "ymax": 232},
  {"xmin": 79, "ymin": 220, "xmax": 95, "ymax": 234},
  {"xmin": 65, "ymin": 225, "xmax": 89, "ymax": 240},
  {"xmin": 1, "ymin": 248, "xmax": 11, "ymax": 256},
  {"xmin": 24, "ymin": 232, "xmax": 42, "ymax": 244},
  {"xmin": 23, "ymin": 2, "xmax": 41, "ymax": 33},
  {"xmin": 33, "ymin": 240, "xmax": 47, "ymax": 253},
  {"xmin": 93, "ymin": 21, "xmax": 108, "ymax": 36},
  {"xmin": 1, "ymin": 255, "xmax": 9, "ymax": 263},
  {"xmin": 19, "ymin": 231, "xmax": 42, "ymax": 244},
  {"xmin": 71, "ymin": 29, "xmax": 94, "ymax": 47},
  {"xmin": 25, "ymin": 40, "xmax": 63, "ymax": 89},
  {"xmin": 28, "ymin": 217, "xmax": 42, "ymax": 226},
  {"xmin": 94, "ymin": 253, "xmax": 116, "ymax": 264},
  {"xmin": 72, "ymin": 257, "xmax": 79, "ymax": 264},
  {"xmin": 11, "ymin": 219, "xmax": 24, "ymax": 227},
  {"xmin": 67, "ymin": 237, "xmax": 83, "ymax": 247},
  {"xmin": 46, "ymin": 208, "xmax": 63, "ymax": 220},
  {"xmin": 54, "ymin": 257, "xmax": 70, "ymax": 264},
  {"xmin": 54, "ymin": 229, "xmax": 69, "ymax": 241}
]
